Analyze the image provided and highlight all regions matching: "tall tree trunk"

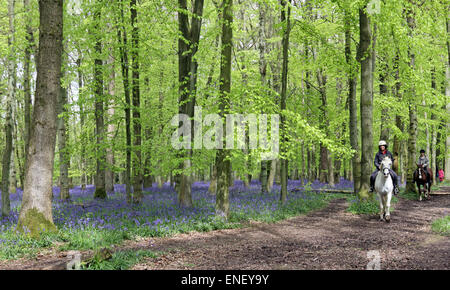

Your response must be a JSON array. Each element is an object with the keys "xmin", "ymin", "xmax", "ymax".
[
  {"xmin": 1, "ymin": 93, "xmax": 13, "ymax": 216},
  {"xmin": 279, "ymin": 0, "xmax": 291, "ymax": 204},
  {"xmin": 13, "ymin": 103, "xmax": 24, "ymax": 189},
  {"xmin": 392, "ymin": 52, "xmax": 403, "ymax": 180},
  {"xmin": 105, "ymin": 49, "xmax": 116, "ymax": 194},
  {"xmin": 117, "ymin": 0, "xmax": 132, "ymax": 200},
  {"xmin": 130, "ymin": 0, "xmax": 142, "ymax": 203},
  {"xmin": 23, "ymin": 0, "xmax": 34, "ymax": 174},
  {"xmin": 379, "ymin": 61, "xmax": 389, "ymax": 141},
  {"xmin": 358, "ymin": 5, "xmax": 373, "ymax": 199},
  {"xmin": 445, "ymin": 18, "xmax": 450, "ymax": 181},
  {"xmin": 405, "ymin": 9, "xmax": 418, "ymax": 193},
  {"xmin": 177, "ymin": 0, "xmax": 204, "ymax": 207},
  {"xmin": 1, "ymin": 0, "xmax": 16, "ymax": 217},
  {"xmin": 93, "ymin": 2, "xmax": 106, "ymax": 199},
  {"xmin": 258, "ymin": 1, "xmax": 268, "ymax": 194},
  {"xmin": 58, "ymin": 74, "xmax": 70, "ymax": 200},
  {"xmin": 215, "ymin": 0, "xmax": 232, "ymax": 219},
  {"xmin": 431, "ymin": 68, "xmax": 437, "ymax": 177},
  {"xmin": 317, "ymin": 69, "xmax": 329, "ymax": 184},
  {"xmin": 76, "ymin": 56, "xmax": 87, "ymax": 190},
  {"xmin": 17, "ymin": 0, "xmax": 63, "ymax": 237},
  {"xmin": 143, "ymin": 76, "xmax": 153, "ymax": 189}
]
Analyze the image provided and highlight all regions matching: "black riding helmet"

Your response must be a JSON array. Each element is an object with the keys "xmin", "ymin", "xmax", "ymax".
[{"xmin": 420, "ymin": 149, "xmax": 425, "ymax": 154}]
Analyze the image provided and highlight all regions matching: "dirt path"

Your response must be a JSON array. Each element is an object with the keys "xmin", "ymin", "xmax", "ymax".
[
  {"xmin": 1, "ymin": 195, "xmax": 449, "ymax": 270},
  {"xmin": 130, "ymin": 195, "xmax": 450, "ymax": 270}
]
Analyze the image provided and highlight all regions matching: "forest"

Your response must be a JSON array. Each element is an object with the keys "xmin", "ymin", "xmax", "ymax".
[{"xmin": 0, "ymin": 0, "xmax": 449, "ymax": 270}]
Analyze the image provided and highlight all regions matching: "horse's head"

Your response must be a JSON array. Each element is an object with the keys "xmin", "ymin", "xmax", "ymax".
[
  {"xmin": 416, "ymin": 164, "xmax": 425, "ymax": 180},
  {"xmin": 381, "ymin": 157, "xmax": 392, "ymax": 178}
]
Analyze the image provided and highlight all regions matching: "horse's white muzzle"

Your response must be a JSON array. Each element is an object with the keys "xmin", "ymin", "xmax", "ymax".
[{"xmin": 383, "ymin": 168, "xmax": 390, "ymax": 177}]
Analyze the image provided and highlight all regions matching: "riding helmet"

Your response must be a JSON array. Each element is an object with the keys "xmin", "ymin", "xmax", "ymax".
[{"xmin": 378, "ymin": 140, "xmax": 387, "ymax": 149}]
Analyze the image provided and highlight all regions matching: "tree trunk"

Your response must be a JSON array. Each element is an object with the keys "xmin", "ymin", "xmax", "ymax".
[
  {"xmin": 76, "ymin": 56, "xmax": 87, "ymax": 190},
  {"xmin": 406, "ymin": 105, "xmax": 418, "ymax": 193},
  {"xmin": 215, "ymin": 0, "xmax": 232, "ymax": 219},
  {"xmin": 9, "ymin": 143, "xmax": 16, "ymax": 194},
  {"xmin": 405, "ymin": 10, "xmax": 418, "ymax": 193},
  {"xmin": 258, "ymin": 1, "xmax": 269, "ymax": 194},
  {"xmin": 317, "ymin": 69, "xmax": 329, "ymax": 184},
  {"xmin": 445, "ymin": 18, "xmax": 450, "ymax": 181},
  {"xmin": 93, "ymin": 1, "xmax": 106, "ymax": 199},
  {"xmin": 379, "ymin": 61, "xmax": 389, "ymax": 141},
  {"xmin": 392, "ymin": 52, "xmax": 403, "ymax": 180},
  {"xmin": 17, "ymin": 0, "xmax": 63, "ymax": 237},
  {"xmin": 13, "ymin": 103, "xmax": 24, "ymax": 189},
  {"xmin": 23, "ymin": 0, "xmax": 34, "ymax": 174},
  {"xmin": 58, "ymin": 73, "xmax": 70, "ymax": 200},
  {"xmin": 1, "ymin": 91, "xmax": 12, "ymax": 216},
  {"xmin": 117, "ymin": 0, "xmax": 132, "ymax": 200},
  {"xmin": 431, "ymin": 69, "xmax": 437, "ymax": 178},
  {"xmin": 143, "ymin": 77, "xmax": 153, "ymax": 190},
  {"xmin": 307, "ymin": 147, "xmax": 312, "ymax": 181},
  {"xmin": 358, "ymin": 6, "xmax": 373, "ymax": 199},
  {"xmin": 130, "ymin": 0, "xmax": 143, "ymax": 203},
  {"xmin": 105, "ymin": 49, "xmax": 116, "ymax": 194},
  {"xmin": 177, "ymin": 0, "xmax": 204, "ymax": 207},
  {"xmin": 279, "ymin": 0, "xmax": 291, "ymax": 204},
  {"xmin": 267, "ymin": 159, "xmax": 276, "ymax": 192},
  {"xmin": 1, "ymin": 0, "xmax": 16, "ymax": 216},
  {"xmin": 208, "ymin": 162, "xmax": 217, "ymax": 195},
  {"xmin": 333, "ymin": 157, "xmax": 341, "ymax": 185}
]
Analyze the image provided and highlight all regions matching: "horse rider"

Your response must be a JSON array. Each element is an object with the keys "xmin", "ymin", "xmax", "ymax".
[
  {"xmin": 417, "ymin": 149, "xmax": 430, "ymax": 182},
  {"xmin": 369, "ymin": 140, "xmax": 400, "ymax": 195}
]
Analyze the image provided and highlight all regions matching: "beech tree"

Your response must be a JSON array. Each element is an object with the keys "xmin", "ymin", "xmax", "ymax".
[
  {"xmin": 215, "ymin": 0, "xmax": 232, "ymax": 219},
  {"xmin": 17, "ymin": 0, "xmax": 63, "ymax": 236},
  {"xmin": 358, "ymin": 3, "xmax": 374, "ymax": 199}
]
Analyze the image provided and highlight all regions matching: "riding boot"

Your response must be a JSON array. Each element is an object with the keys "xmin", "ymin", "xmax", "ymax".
[
  {"xmin": 393, "ymin": 185, "xmax": 399, "ymax": 195},
  {"xmin": 391, "ymin": 174, "xmax": 399, "ymax": 195},
  {"xmin": 369, "ymin": 176, "xmax": 375, "ymax": 193}
]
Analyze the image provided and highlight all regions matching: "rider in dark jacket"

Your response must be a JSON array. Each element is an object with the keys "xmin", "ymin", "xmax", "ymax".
[{"xmin": 369, "ymin": 140, "xmax": 399, "ymax": 195}]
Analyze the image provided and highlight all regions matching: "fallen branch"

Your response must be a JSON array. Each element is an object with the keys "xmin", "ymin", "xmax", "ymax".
[{"xmin": 291, "ymin": 188, "xmax": 354, "ymax": 194}]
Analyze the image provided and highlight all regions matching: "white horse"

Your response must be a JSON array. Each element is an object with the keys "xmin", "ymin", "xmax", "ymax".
[{"xmin": 374, "ymin": 157, "xmax": 394, "ymax": 223}]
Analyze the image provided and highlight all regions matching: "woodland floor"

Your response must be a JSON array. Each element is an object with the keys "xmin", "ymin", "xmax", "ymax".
[{"xmin": 0, "ymin": 192, "xmax": 449, "ymax": 270}]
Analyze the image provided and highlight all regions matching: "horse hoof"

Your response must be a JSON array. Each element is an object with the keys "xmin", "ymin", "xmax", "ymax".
[
  {"xmin": 379, "ymin": 218, "xmax": 385, "ymax": 222},
  {"xmin": 385, "ymin": 216, "xmax": 391, "ymax": 223}
]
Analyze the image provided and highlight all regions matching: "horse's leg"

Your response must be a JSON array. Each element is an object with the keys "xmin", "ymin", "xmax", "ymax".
[
  {"xmin": 417, "ymin": 183, "xmax": 422, "ymax": 201},
  {"xmin": 378, "ymin": 193, "xmax": 385, "ymax": 221},
  {"xmin": 385, "ymin": 192, "xmax": 392, "ymax": 223}
]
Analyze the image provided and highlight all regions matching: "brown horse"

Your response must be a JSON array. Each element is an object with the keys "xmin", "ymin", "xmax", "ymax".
[{"xmin": 413, "ymin": 164, "xmax": 433, "ymax": 201}]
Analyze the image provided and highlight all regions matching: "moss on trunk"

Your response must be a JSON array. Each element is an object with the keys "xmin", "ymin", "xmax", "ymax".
[{"xmin": 17, "ymin": 208, "xmax": 57, "ymax": 238}]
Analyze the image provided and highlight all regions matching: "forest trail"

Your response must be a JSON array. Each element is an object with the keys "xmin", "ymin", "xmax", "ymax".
[
  {"xmin": 129, "ymin": 195, "xmax": 450, "ymax": 270},
  {"xmin": 0, "ymin": 194, "xmax": 449, "ymax": 270}
]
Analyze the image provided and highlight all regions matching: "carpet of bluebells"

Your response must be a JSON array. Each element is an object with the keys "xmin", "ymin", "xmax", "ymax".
[{"xmin": 0, "ymin": 178, "xmax": 353, "ymax": 260}]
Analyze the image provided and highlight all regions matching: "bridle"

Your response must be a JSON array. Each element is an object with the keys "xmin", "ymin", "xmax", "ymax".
[
  {"xmin": 381, "ymin": 159, "xmax": 391, "ymax": 177},
  {"xmin": 417, "ymin": 166, "xmax": 426, "ymax": 181}
]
